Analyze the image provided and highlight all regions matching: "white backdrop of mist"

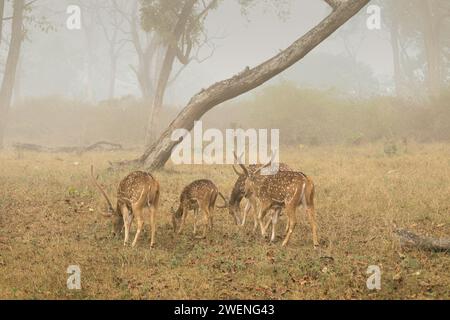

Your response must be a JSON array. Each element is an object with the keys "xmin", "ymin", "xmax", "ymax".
[
  {"xmin": 2, "ymin": 0, "xmax": 449, "ymax": 148},
  {"xmin": 11, "ymin": 0, "xmax": 392, "ymax": 105}
]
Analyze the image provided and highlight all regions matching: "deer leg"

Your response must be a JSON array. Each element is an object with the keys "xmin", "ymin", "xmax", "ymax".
[
  {"xmin": 253, "ymin": 212, "xmax": 259, "ymax": 233},
  {"xmin": 208, "ymin": 204, "xmax": 214, "ymax": 231},
  {"xmin": 208, "ymin": 215, "xmax": 214, "ymax": 231},
  {"xmin": 149, "ymin": 206, "xmax": 156, "ymax": 248},
  {"xmin": 241, "ymin": 199, "xmax": 251, "ymax": 227},
  {"xmin": 131, "ymin": 211, "xmax": 144, "ymax": 247},
  {"xmin": 270, "ymin": 208, "xmax": 281, "ymax": 243},
  {"xmin": 262, "ymin": 209, "xmax": 273, "ymax": 237},
  {"xmin": 306, "ymin": 206, "xmax": 319, "ymax": 248},
  {"xmin": 121, "ymin": 206, "xmax": 131, "ymax": 246},
  {"xmin": 201, "ymin": 207, "xmax": 210, "ymax": 239},
  {"xmin": 282, "ymin": 207, "xmax": 297, "ymax": 247},
  {"xmin": 284, "ymin": 214, "xmax": 290, "ymax": 236},
  {"xmin": 193, "ymin": 208, "xmax": 198, "ymax": 236},
  {"xmin": 246, "ymin": 197, "xmax": 260, "ymax": 233},
  {"xmin": 258, "ymin": 204, "xmax": 271, "ymax": 236},
  {"xmin": 177, "ymin": 209, "xmax": 188, "ymax": 235}
]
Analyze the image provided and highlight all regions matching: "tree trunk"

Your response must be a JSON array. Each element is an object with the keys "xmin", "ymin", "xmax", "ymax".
[
  {"xmin": 144, "ymin": 0, "xmax": 197, "ymax": 146},
  {"xmin": 420, "ymin": 0, "xmax": 441, "ymax": 98},
  {"xmin": 389, "ymin": 7, "xmax": 403, "ymax": 97},
  {"xmin": 136, "ymin": 47, "xmax": 156, "ymax": 100},
  {"xmin": 108, "ymin": 51, "xmax": 117, "ymax": 100},
  {"xmin": 14, "ymin": 53, "xmax": 23, "ymax": 104},
  {"xmin": 120, "ymin": 0, "xmax": 370, "ymax": 170},
  {"xmin": 0, "ymin": 0, "xmax": 25, "ymax": 149},
  {"xmin": 127, "ymin": 1, "xmax": 157, "ymax": 101},
  {"xmin": 0, "ymin": 0, "xmax": 5, "ymax": 47},
  {"xmin": 83, "ymin": 16, "xmax": 96, "ymax": 102},
  {"xmin": 144, "ymin": 46, "xmax": 177, "ymax": 146}
]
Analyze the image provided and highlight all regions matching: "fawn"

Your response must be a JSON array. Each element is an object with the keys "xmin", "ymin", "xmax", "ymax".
[{"xmin": 172, "ymin": 179, "xmax": 227, "ymax": 238}]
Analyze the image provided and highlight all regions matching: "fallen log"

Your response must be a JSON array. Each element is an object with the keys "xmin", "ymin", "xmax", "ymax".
[
  {"xmin": 13, "ymin": 141, "xmax": 123, "ymax": 155},
  {"xmin": 394, "ymin": 229, "xmax": 450, "ymax": 253}
]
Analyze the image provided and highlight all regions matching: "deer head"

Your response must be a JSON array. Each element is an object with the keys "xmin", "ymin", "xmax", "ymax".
[
  {"xmin": 232, "ymin": 152, "xmax": 275, "ymax": 198},
  {"xmin": 90, "ymin": 165, "xmax": 123, "ymax": 236},
  {"xmin": 170, "ymin": 201, "xmax": 183, "ymax": 232}
]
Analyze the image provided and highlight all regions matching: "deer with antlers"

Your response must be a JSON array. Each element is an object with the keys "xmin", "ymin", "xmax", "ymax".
[
  {"xmin": 90, "ymin": 166, "xmax": 160, "ymax": 248},
  {"xmin": 236, "ymin": 156, "xmax": 318, "ymax": 248},
  {"xmin": 172, "ymin": 179, "xmax": 227, "ymax": 238},
  {"xmin": 230, "ymin": 160, "xmax": 292, "ymax": 231}
]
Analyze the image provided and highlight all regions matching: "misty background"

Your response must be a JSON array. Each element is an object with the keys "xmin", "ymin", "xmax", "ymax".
[{"xmin": 0, "ymin": 0, "xmax": 449, "ymax": 148}]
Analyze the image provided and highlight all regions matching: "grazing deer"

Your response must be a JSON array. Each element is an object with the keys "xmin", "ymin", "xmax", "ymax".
[
  {"xmin": 228, "ymin": 164, "xmax": 258, "ymax": 228},
  {"xmin": 229, "ymin": 161, "xmax": 292, "ymax": 231},
  {"xmin": 172, "ymin": 179, "xmax": 227, "ymax": 238},
  {"xmin": 238, "ymin": 161, "xmax": 318, "ymax": 248},
  {"xmin": 90, "ymin": 166, "xmax": 160, "ymax": 248}
]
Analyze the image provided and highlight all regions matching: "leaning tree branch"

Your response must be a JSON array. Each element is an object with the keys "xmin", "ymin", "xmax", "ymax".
[
  {"xmin": 118, "ymin": 0, "xmax": 370, "ymax": 170},
  {"xmin": 324, "ymin": 0, "xmax": 346, "ymax": 10}
]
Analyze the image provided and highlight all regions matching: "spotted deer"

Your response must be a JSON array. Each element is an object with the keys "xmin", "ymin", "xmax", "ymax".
[
  {"xmin": 229, "ymin": 160, "xmax": 292, "ymax": 231},
  {"xmin": 90, "ymin": 166, "xmax": 160, "ymax": 248},
  {"xmin": 172, "ymin": 179, "xmax": 227, "ymax": 238},
  {"xmin": 239, "ymin": 161, "xmax": 318, "ymax": 248}
]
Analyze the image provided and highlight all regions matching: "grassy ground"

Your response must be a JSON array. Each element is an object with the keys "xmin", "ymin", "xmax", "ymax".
[{"xmin": 0, "ymin": 143, "xmax": 449, "ymax": 299}]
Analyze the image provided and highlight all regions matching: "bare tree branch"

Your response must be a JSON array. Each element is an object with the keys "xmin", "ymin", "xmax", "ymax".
[
  {"xmin": 324, "ymin": 0, "xmax": 346, "ymax": 10},
  {"xmin": 119, "ymin": 0, "xmax": 371, "ymax": 169},
  {"xmin": 0, "ymin": 0, "xmax": 4, "ymax": 46}
]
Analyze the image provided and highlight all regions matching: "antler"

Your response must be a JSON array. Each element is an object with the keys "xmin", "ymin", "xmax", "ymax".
[
  {"xmin": 233, "ymin": 151, "xmax": 248, "ymax": 176},
  {"xmin": 216, "ymin": 192, "xmax": 228, "ymax": 209},
  {"xmin": 254, "ymin": 152, "xmax": 277, "ymax": 175},
  {"xmin": 90, "ymin": 165, "xmax": 114, "ymax": 216},
  {"xmin": 232, "ymin": 164, "xmax": 244, "ymax": 177}
]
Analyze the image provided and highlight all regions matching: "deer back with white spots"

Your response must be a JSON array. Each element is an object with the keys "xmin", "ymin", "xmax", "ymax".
[{"xmin": 90, "ymin": 166, "xmax": 160, "ymax": 248}]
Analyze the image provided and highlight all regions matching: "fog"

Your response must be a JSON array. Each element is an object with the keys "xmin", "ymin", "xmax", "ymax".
[
  {"xmin": 11, "ymin": 0, "xmax": 394, "ymax": 103},
  {"xmin": 0, "ymin": 0, "xmax": 449, "ymax": 148}
]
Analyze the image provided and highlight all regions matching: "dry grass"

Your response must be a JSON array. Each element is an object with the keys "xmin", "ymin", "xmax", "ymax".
[{"xmin": 0, "ymin": 143, "xmax": 449, "ymax": 300}]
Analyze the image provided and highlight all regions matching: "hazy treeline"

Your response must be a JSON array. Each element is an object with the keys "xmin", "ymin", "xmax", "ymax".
[
  {"xmin": 7, "ymin": 83, "xmax": 450, "ymax": 147},
  {"xmin": 1, "ymin": 0, "xmax": 449, "ymax": 152}
]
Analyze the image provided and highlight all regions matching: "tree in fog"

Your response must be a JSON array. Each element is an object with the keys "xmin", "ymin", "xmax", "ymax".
[
  {"xmin": 112, "ymin": 0, "xmax": 163, "ymax": 101},
  {"xmin": 140, "ymin": 0, "xmax": 293, "ymax": 145},
  {"xmin": 140, "ymin": 0, "xmax": 221, "ymax": 145},
  {"xmin": 117, "ymin": 0, "xmax": 371, "ymax": 170},
  {"xmin": 0, "ymin": 0, "xmax": 54, "ymax": 147},
  {"xmin": 0, "ymin": 0, "xmax": 4, "ymax": 46},
  {"xmin": 96, "ymin": 0, "xmax": 127, "ymax": 99},
  {"xmin": 383, "ymin": 0, "xmax": 450, "ymax": 98},
  {"xmin": 0, "ymin": 0, "xmax": 25, "ymax": 149}
]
